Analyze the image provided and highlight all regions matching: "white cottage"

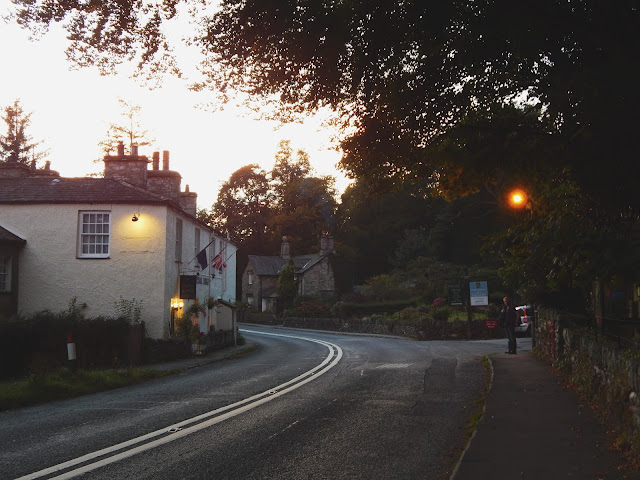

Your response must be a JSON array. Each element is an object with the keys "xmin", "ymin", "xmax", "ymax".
[{"xmin": 0, "ymin": 145, "xmax": 236, "ymax": 338}]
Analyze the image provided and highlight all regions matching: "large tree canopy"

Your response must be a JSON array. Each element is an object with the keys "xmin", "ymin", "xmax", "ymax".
[{"xmin": 13, "ymin": 0, "xmax": 640, "ymax": 209}]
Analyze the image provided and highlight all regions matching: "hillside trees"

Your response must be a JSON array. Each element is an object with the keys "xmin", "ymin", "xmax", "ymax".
[
  {"xmin": 336, "ymin": 180, "xmax": 509, "ymax": 285},
  {"xmin": 0, "ymin": 99, "xmax": 48, "ymax": 165}
]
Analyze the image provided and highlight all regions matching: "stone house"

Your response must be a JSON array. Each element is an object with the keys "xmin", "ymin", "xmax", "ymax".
[
  {"xmin": 242, "ymin": 235, "xmax": 336, "ymax": 312},
  {"xmin": 0, "ymin": 144, "xmax": 236, "ymax": 338}
]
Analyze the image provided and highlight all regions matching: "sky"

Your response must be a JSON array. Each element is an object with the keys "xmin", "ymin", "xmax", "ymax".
[{"xmin": 0, "ymin": 1, "xmax": 349, "ymax": 209}]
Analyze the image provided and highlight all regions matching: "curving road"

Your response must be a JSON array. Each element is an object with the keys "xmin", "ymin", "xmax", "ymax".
[{"xmin": 0, "ymin": 326, "xmax": 529, "ymax": 479}]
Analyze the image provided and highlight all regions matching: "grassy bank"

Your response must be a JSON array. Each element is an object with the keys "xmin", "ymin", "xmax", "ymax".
[{"xmin": 0, "ymin": 367, "xmax": 178, "ymax": 411}]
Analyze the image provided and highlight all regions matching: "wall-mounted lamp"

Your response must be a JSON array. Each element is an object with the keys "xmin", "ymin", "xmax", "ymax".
[
  {"xmin": 171, "ymin": 298, "xmax": 184, "ymax": 310},
  {"xmin": 132, "ymin": 211, "xmax": 141, "ymax": 222}
]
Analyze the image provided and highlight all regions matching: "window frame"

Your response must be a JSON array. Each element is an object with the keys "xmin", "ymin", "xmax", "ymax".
[
  {"xmin": 0, "ymin": 256, "xmax": 11, "ymax": 292},
  {"xmin": 77, "ymin": 211, "xmax": 111, "ymax": 259}
]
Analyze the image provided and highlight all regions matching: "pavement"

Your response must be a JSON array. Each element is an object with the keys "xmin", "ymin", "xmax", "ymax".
[
  {"xmin": 143, "ymin": 333, "xmax": 638, "ymax": 479},
  {"xmin": 452, "ymin": 351, "xmax": 639, "ymax": 480}
]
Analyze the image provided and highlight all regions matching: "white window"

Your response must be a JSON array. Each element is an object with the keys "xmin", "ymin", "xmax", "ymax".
[
  {"xmin": 195, "ymin": 227, "xmax": 201, "ymax": 257},
  {"xmin": 248, "ymin": 271, "xmax": 253, "ymax": 285},
  {"xmin": 0, "ymin": 256, "xmax": 10, "ymax": 292},
  {"xmin": 78, "ymin": 211, "xmax": 110, "ymax": 258}
]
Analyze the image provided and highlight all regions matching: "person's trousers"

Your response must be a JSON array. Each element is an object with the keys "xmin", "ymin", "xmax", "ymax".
[{"xmin": 505, "ymin": 325, "xmax": 517, "ymax": 353}]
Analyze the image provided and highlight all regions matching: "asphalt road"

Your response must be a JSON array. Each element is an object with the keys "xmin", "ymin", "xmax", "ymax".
[{"xmin": 0, "ymin": 326, "xmax": 528, "ymax": 480}]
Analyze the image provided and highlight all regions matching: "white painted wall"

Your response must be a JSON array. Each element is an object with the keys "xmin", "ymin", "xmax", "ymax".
[
  {"xmin": 0, "ymin": 201, "xmax": 235, "ymax": 339},
  {"xmin": 0, "ymin": 203, "xmax": 170, "ymax": 336}
]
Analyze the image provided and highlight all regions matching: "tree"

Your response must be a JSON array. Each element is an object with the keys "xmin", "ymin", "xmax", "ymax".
[
  {"xmin": 277, "ymin": 260, "xmax": 297, "ymax": 311},
  {"xmin": 268, "ymin": 143, "xmax": 336, "ymax": 253},
  {"xmin": 271, "ymin": 140, "xmax": 311, "ymax": 199},
  {"xmin": 336, "ymin": 180, "xmax": 442, "ymax": 284},
  {"xmin": 0, "ymin": 99, "xmax": 47, "ymax": 165},
  {"xmin": 98, "ymin": 98, "xmax": 155, "ymax": 156},
  {"xmin": 211, "ymin": 164, "xmax": 273, "ymax": 246}
]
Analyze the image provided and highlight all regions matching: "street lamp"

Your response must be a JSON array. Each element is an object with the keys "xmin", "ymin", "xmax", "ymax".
[{"xmin": 508, "ymin": 189, "xmax": 528, "ymax": 210}]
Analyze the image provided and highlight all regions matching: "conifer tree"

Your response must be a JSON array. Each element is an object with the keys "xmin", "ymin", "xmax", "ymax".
[{"xmin": 0, "ymin": 99, "xmax": 47, "ymax": 165}]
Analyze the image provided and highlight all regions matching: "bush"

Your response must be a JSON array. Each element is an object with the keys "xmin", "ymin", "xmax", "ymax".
[
  {"xmin": 290, "ymin": 301, "xmax": 332, "ymax": 317},
  {"xmin": 0, "ymin": 305, "xmax": 142, "ymax": 379},
  {"xmin": 431, "ymin": 307, "xmax": 452, "ymax": 322},
  {"xmin": 331, "ymin": 298, "xmax": 419, "ymax": 318}
]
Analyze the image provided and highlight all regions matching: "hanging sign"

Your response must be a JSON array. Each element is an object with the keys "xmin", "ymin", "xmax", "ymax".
[{"xmin": 180, "ymin": 275, "xmax": 197, "ymax": 299}]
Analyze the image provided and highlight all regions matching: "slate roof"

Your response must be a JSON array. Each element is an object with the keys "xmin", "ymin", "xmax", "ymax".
[
  {"xmin": 0, "ymin": 225, "xmax": 25, "ymax": 244},
  {"xmin": 248, "ymin": 253, "xmax": 328, "ymax": 276},
  {"xmin": 0, "ymin": 177, "xmax": 171, "ymax": 205}
]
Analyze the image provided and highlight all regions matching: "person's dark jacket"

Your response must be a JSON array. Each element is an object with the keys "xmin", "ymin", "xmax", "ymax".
[{"xmin": 500, "ymin": 306, "xmax": 517, "ymax": 328}]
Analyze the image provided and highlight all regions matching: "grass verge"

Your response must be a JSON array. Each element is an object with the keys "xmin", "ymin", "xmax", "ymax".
[{"xmin": 0, "ymin": 367, "xmax": 178, "ymax": 411}]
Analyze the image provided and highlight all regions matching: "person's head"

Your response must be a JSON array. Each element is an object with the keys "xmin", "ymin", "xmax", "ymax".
[{"xmin": 503, "ymin": 296, "xmax": 511, "ymax": 306}]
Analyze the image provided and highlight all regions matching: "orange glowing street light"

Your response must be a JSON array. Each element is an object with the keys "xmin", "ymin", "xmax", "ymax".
[{"xmin": 508, "ymin": 189, "xmax": 528, "ymax": 209}]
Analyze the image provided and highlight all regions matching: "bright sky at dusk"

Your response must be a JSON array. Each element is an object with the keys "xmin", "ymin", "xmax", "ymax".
[{"xmin": 0, "ymin": 1, "xmax": 349, "ymax": 209}]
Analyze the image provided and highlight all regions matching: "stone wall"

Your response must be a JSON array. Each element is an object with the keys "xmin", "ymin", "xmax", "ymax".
[
  {"xmin": 279, "ymin": 316, "xmax": 502, "ymax": 340},
  {"xmin": 535, "ymin": 306, "xmax": 640, "ymax": 459}
]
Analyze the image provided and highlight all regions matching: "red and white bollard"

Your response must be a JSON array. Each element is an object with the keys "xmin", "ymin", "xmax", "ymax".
[{"xmin": 67, "ymin": 332, "xmax": 77, "ymax": 362}]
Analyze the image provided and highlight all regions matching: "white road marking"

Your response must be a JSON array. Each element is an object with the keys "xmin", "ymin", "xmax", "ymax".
[
  {"xmin": 376, "ymin": 363, "xmax": 411, "ymax": 369},
  {"xmin": 15, "ymin": 330, "xmax": 342, "ymax": 480}
]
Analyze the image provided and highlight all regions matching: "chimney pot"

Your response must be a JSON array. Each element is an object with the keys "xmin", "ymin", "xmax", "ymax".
[
  {"xmin": 162, "ymin": 150, "xmax": 170, "ymax": 170},
  {"xmin": 131, "ymin": 144, "xmax": 138, "ymax": 156},
  {"xmin": 117, "ymin": 141, "xmax": 125, "ymax": 156},
  {"xmin": 152, "ymin": 152, "xmax": 160, "ymax": 170}
]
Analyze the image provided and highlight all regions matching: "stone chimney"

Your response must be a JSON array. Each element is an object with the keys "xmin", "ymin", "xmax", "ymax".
[
  {"xmin": 281, "ymin": 236, "xmax": 291, "ymax": 260},
  {"xmin": 180, "ymin": 184, "xmax": 198, "ymax": 217},
  {"xmin": 319, "ymin": 234, "xmax": 335, "ymax": 255},
  {"xmin": 147, "ymin": 150, "xmax": 182, "ymax": 202},
  {"xmin": 103, "ymin": 141, "xmax": 149, "ymax": 188},
  {"xmin": 0, "ymin": 159, "xmax": 60, "ymax": 178}
]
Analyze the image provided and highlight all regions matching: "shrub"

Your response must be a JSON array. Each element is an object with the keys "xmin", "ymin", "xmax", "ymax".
[
  {"xmin": 290, "ymin": 301, "xmax": 332, "ymax": 317},
  {"xmin": 431, "ymin": 307, "xmax": 452, "ymax": 322}
]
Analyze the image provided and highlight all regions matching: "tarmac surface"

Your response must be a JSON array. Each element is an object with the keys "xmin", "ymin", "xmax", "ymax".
[
  {"xmin": 453, "ymin": 352, "xmax": 639, "ymax": 480},
  {"xmin": 145, "ymin": 332, "xmax": 639, "ymax": 480}
]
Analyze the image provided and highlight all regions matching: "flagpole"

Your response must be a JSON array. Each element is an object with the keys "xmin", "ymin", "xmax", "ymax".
[{"xmin": 187, "ymin": 238, "xmax": 215, "ymax": 266}]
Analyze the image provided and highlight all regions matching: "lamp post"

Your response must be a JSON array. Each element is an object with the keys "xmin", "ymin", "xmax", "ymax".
[{"xmin": 505, "ymin": 187, "xmax": 536, "ymax": 346}]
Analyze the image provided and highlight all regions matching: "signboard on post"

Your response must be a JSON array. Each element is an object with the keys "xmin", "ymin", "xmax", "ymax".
[
  {"xmin": 448, "ymin": 285, "xmax": 464, "ymax": 306},
  {"xmin": 469, "ymin": 281, "xmax": 488, "ymax": 306}
]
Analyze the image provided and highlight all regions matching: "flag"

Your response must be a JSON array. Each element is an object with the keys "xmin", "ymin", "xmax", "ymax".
[
  {"xmin": 196, "ymin": 248, "xmax": 208, "ymax": 270},
  {"xmin": 211, "ymin": 251, "xmax": 227, "ymax": 272}
]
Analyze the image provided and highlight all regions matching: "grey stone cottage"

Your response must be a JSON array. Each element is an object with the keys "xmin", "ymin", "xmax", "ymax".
[{"xmin": 242, "ymin": 235, "xmax": 337, "ymax": 312}]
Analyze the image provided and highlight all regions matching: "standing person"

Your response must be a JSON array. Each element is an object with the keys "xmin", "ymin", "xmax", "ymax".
[{"xmin": 500, "ymin": 296, "xmax": 518, "ymax": 354}]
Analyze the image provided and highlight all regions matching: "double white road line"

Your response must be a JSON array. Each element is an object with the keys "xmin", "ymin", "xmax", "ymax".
[{"xmin": 16, "ymin": 330, "xmax": 342, "ymax": 480}]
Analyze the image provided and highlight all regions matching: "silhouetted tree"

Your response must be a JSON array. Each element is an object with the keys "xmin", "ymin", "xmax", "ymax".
[{"xmin": 0, "ymin": 99, "xmax": 47, "ymax": 165}]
